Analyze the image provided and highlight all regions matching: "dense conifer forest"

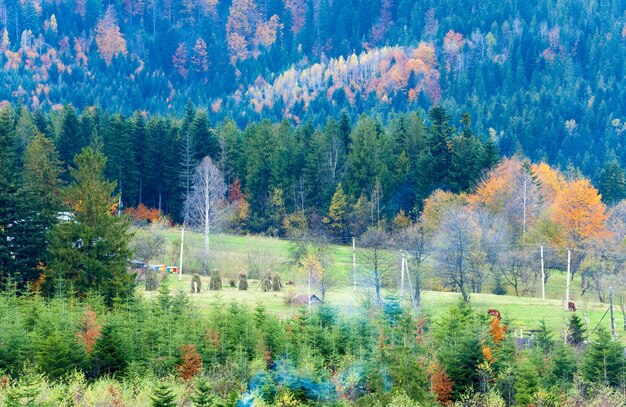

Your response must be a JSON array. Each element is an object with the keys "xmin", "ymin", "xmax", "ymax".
[{"xmin": 0, "ymin": 0, "xmax": 625, "ymax": 174}]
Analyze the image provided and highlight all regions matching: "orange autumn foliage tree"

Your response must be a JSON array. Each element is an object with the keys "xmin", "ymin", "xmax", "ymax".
[
  {"xmin": 124, "ymin": 203, "xmax": 161, "ymax": 223},
  {"xmin": 284, "ymin": 0, "xmax": 305, "ymax": 35},
  {"xmin": 177, "ymin": 344, "xmax": 203, "ymax": 381},
  {"xmin": 226, "ymin": 0, "xmax": 257, "ymax": 63},
  {"xmin": 532, "ymin": 162, "xmax": 565, "ymax": 203},
  {"xmin": 76, "ymin": 308, "xmax": 102, "ymax": 354},
  {"xmin": 552, "ymin": 179, "xmax": 609, "ymax": 245},
  {"xmin": 489, "ymin": 317, "xmax": 506, "ymax": 343},
  {"xmin": 443, "ymin": 30, "xmax": 465, "ymax": 72},
  {"xmin": 467, "ymin": 157, "xmax": 519, "ymax": 212},
  {"xmin": 191, "ymin": 38, "xmax": 209, "ymax": 73},
  {"xmin": 172, "ymin": 43, "xmax": 189, "ymax": 79},
  {"xmin": 430, "ymin": 363, "xmax": 453, "ymax": 405},
  {"xmin": 229, "ymin": 178, "xmax": 250, "ymax": 221},
  {"xmin": 95, "ymin": 6, "xmax": 128, "ymax": 65},
  {"xmin": 421, "ymin": 189, "xmax": 465, "ymax": 233},
  {"xmin": 482, "ymin": 346, "xmax": 494, "ymax": 363},
  {"xmin": 255, "ymin": 15, "xmax": 282, "ymax": 49}
]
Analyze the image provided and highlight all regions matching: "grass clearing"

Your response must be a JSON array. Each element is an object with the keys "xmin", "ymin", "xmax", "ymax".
[{"xmin": 136, "ymin": 227, "xmax": 625, "ymax": 341}]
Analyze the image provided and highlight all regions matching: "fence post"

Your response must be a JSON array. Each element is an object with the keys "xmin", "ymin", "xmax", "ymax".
[{"xmin": 352, "ymin": 237, "xmax": 356, "ymax": 291}]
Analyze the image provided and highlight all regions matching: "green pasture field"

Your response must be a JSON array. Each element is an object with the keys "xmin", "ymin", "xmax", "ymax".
[{"xmin": 135, "ymin": 227, "xmax": 625, "ymax": 341}]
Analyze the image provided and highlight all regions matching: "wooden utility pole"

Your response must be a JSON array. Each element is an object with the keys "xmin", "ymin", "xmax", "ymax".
[
  {"xmin": 352, "ymin": 237, "xmax": 356, "ymax": 291},
  {"xmin": 565, "ymin": 248, "xmax": 571, "ymax": 309},
  {"xmin": 609, "ymin": 286, "xmax": 615, "ymax": 338},
  {"xmin": 541, "ymin": 245, "xmax": 546, "ymax": 300},
  {"xmin": 400, "ymin": 252, "xmax": 406, "ymax": 300},
  {"xmin": 403, "ymin": 255, "xmax": 416, "ymax": 307}
]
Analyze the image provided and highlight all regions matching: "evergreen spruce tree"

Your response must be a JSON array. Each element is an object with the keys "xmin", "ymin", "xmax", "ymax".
[
  {"xmin": 567, "ymin": 314, "xmax": 586, "ymax": 346},
  {"xmin": 535, "ymin": 320, "xmax": 553, "ymax": 353},
  {"xmin": 130, "ymin": 112, "xmax": 147, "ymax": 206},
  {"xmin": 338, "ymin": 110, "xmax": 352, "ymax": 150},
  {"xmin": 150, "ymin": 382, "xmax": 177, "ymax": 407},
  {"xmin": 33, "ymin": 108, "xmax": 53, "ymax": 138},
  {"xmin": 91, "ymin": 322, "xmax": 127, "ymax": 377},
  {"xmin": 15, "ymin": 107, "xmax": 37, "ymax": 155},
  {"xmin": 22, "ymin": 133, "xmax": 63, "ymax": 281},
  {"xmin": 301, "ymin": 131, "xmax": 324, "ymax": 209},
  {"xmin": 23, "ymin": 133, "xmax": 63, "ymax": 214},
  {"xmin": 326, "ymin": 183, "xmax": 348, "ymax": 239},
  {"xmin": 79, "ymin": 108, "xmax": 101, "ymax": 151},
  {"xmin": 548, "ymin": 343, "xmax": 576, "ymax": 387},
  {"xmin": 190, "ymin": 109, "xmax": 220, "ymax": 161},
  {"xmin": 435, "ymin": 301, "xmax": 484, "ymax": 399},
  {"xmin": 582, "ymin": 327, "xmax": 624, "ymax": 387},
  {"xmin": 481, "ymin": 137, "xmax": 500, "ymax": 170},
  {"xmin": 491, "ymin": 272, "xmax": 507, "ymax": 295},
  {"xmin": 0, "ymin": 106, "xmax": 40, "ymax": 288},
  {"xmin": 144, "ymin": 118, "xmax": 171, "ymax": 212},
  {"xmin": 56, "ymin": 105, "xmax": 85, "ymax": 176},
  {"xmin": 515, "ymin": 358, "xmax": 539, "ymax": 406},
  {"xmin": 417, "ymin": 107, "xmax": 453, "ymax": 203},
  {"xmin": 597, "ymin": 159, "xmax": 626, "ymax": 205},
  {"xmin": 191, "ymin": 380, "xmax": 220, "ymax": 407},
  {"xmin": 243, "ymin": 121, "xmax": 274, "ymax": 226},
  {"xmin": 344, "ymin": 115, "xmax": 390, "ymax": 200},
  {"xmin": 102, "ymin": 113, "xmax": 137, "ymax": 210},
  {"xmin": 2, "ymin": 365, "xmax": 45, "ymax": 406},
  {"xmin": 35, "ymin": 330, "xmax": 84, "ymax": 380},
  {"xmin": 449, "ymin": 114, "xmax": 482, "ymax": 193},
  {"xmin": 46, "ymin": 147, "xmax": 134, "ymax": 304},
  {"xmin": 0, "ymin": 105, "xmax": 20, "ymax": 286}
]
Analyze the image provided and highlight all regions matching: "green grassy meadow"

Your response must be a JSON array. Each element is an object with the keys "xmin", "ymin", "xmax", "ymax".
[{"xmin": 136, "ymin": 227, "xmax": 625, "ymax": 341}]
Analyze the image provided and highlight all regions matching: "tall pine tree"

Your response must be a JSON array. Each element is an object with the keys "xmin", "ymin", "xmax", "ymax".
[
  {"xmin": 46, "ymin": 147, "xmax": 134, "ymax": 304},
  {"xmin": 597, "ymin": 159, "xmax": 626, "ymax": 205},
  {"xmin": 417, "ymin": 107, "xmax": 454, "ymax": 205},
  {"xmin": 0, "ymin": 106, "xmax": 43, "ymax": 288},
  {"xmin": 21, "ymin": 132, "xmax": 64, "ymax": 283},
  {"xmin": 56, "ymin": 105, "xmax": 85, "ymax": 176}
]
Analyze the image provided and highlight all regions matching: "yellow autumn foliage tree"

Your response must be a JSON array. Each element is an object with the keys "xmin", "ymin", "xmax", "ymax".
[
  {"xmin": 466, "ymin": 157, "xmax": 519, "ymax": 212},
  {"xmin": 532, "ymin": 162, "xmax": 565, "ymax": 203},
  {"xmin": 552, "ymin": 179, "xmax": 609, "ymax": 245},
  {"xmin": 95, "ymin": 6, "xmax": 127, "ymax": 65}
]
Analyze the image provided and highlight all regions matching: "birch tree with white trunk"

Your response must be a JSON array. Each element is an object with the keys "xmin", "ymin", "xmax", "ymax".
[{"xmin": 186, "ymin": 157, "xmax": 228, "ymax": 272}]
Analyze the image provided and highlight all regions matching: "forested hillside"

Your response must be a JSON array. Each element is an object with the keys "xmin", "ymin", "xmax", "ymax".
[
  {"xmin": 1, "ymin": 0, "xmax": 625, "ymax": 175},
  {"xmin": 0, "ymin": 103, "xmax": 499, "ymax": 234}
]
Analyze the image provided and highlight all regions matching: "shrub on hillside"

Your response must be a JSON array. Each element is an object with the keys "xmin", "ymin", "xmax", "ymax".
[{"xmin": 145, "ymin": 268, "xmax": 159, "ymax": 291}]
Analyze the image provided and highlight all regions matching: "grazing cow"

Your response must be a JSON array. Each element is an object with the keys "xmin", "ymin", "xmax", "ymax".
[
  {"xmin": 568, "ymin": 301, "xmax": 576, "ymax": 312},
  {"xmin": 487, "ymin": 309, "xmax": 502, "ymax": 320}
]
